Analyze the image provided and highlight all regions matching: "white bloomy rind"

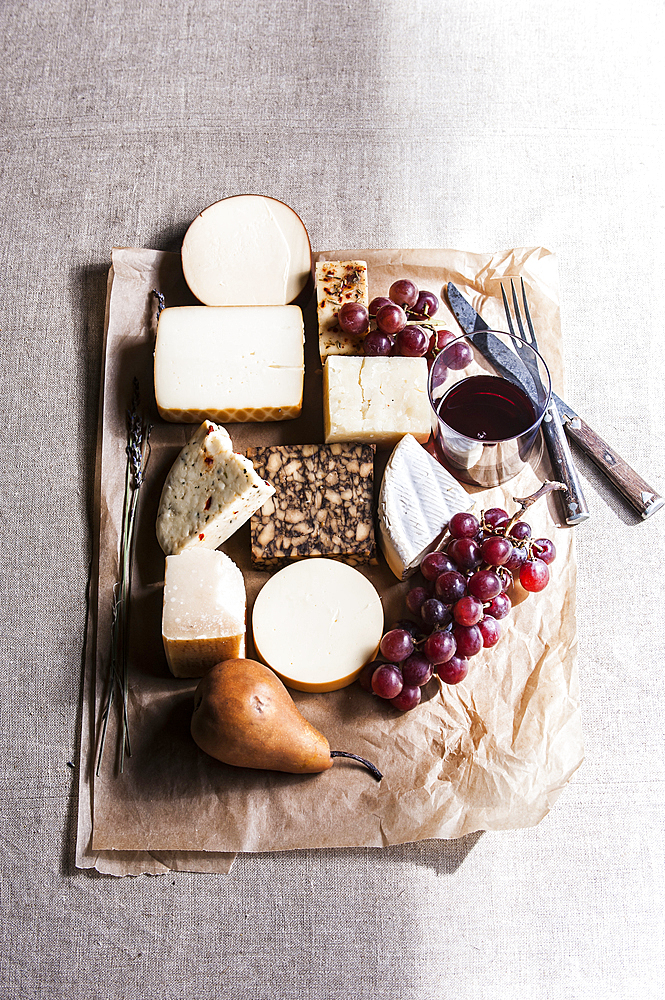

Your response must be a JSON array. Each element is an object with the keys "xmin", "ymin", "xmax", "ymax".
[
  {"xmin": 156, "ymin": 422, "xmax": 275, "ymax": 556},
  {"xmin": 378, "ymin": 434, "xmax": 473, "ymax": 580}
]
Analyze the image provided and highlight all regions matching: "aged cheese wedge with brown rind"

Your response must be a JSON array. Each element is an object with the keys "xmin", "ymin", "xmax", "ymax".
[
  {"xmin": 323, "ymin": 355, "xmax": 431, "ymax": 446},
  {"xmin": 378, "ymin": 434, "xmax": 474, "ymax": 580},
  {"xmin": 316, "ymin": 259, "xmax": 368, "ymax": 360},
  {"xmin": 182, "ymin": 195, "xmax": 312, "ymax": 307},
  {"xmin": 162, "ymin": 549, "xmax": 246, "ymax": 678},
  {"xmin": 251, "ymin": 559, "xmax": 384, "ymax": 692},
  {"xmin": 156, "ymin": 422, "xmax": 275, "ymax": 555},
  {"xmin": 154, "ymin": 305, "xmax": 304, "ymax": 423}
]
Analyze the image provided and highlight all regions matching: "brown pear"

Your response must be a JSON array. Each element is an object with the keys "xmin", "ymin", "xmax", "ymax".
[{"xmin": 190, "ymin": 658, "xmax": 334, "ymax": 774}]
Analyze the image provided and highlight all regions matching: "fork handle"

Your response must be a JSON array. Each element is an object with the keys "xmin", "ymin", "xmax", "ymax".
[
  {"xmin": 541, "ymin": 404, "xmax": 591, "ymax": 525},
  {"xmin": 561, "ymin": 414, "xmax": 664, "ymax": 520}
]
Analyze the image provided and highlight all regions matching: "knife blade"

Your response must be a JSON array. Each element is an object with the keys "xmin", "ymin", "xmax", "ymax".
[{"xmin": 446, "ymin": 283, "xmax": 664, "ymax": 521}]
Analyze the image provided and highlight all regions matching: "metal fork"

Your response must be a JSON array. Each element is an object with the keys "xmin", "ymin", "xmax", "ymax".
[{"xmin": 501, "ymin": 278, "xmax": 590, "ymax": 526}]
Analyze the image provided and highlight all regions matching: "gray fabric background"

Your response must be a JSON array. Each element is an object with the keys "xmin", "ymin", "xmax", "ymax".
[{"xmin": 1, "ymin": 0, "xmax": 664, "ymax": 996}]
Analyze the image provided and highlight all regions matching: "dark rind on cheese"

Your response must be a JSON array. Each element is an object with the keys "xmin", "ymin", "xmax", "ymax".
[{"xmin": 246, "ymin": 443, "xmax": 377, "ymax": 568}]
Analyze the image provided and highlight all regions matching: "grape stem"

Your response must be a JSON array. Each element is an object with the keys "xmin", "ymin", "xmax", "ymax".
[
  {"xmin": 508, "ymin": 481, "xmax": 567, "ymax": 532},
  {"xmin": 330, "ymin": 751, "xmax": 383, "ymax": 781}
]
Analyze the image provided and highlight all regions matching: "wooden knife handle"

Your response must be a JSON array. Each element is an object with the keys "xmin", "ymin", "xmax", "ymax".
[{"xmin": 563, "ymin": 415, "xmax": 664, "ymax": 519}]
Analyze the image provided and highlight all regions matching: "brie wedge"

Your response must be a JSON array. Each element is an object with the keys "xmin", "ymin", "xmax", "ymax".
[{"xmin": 378, "ymin": 434, "xmax": 473, "ymax": 579}]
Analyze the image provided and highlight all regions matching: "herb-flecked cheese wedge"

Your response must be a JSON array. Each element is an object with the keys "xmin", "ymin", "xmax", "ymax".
[{"xmin": 156, "ymin": 422, "xmax": 276, "ymax": 555}]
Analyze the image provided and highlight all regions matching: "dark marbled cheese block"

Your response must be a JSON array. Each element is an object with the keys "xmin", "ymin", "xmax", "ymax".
[{"xmin": 246, "ymin": 443, "xmax": 377, "ymax": 568}]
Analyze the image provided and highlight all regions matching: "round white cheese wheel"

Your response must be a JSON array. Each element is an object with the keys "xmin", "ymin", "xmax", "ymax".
[
  {"xmin": 251, "ymin": 559, "xmax": 384, "ymax": 692},
  {"xmin": 182, "ymin": 195, "xmax": 312, "ymax": 306}
]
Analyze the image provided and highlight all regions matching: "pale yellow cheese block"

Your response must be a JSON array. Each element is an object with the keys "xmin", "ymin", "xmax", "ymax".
[
  {"xmin": 251, "ymin": 559, "xmax": 384, "ymax": 692},
  {"xmin": 323, "ymin": 355, "xmax": 431, "ymax": 446},
  {"xmin": 154, "ymin": 305, "xmax": 305, "ymax": 423},
  {"xmin": 316, "ymin": 259, "xmax": 368, "ymax": 360},
  {"xmin": 162, "ymin": 549, "xmax": 246, "ymax": 678}
]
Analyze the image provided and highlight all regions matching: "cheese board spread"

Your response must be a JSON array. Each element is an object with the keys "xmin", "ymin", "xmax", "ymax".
[{"xmin": 78, "ymin": 234, "xmax": 582, "ymax": 875}]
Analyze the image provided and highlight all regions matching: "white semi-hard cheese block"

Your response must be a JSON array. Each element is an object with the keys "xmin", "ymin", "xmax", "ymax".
[
  {"xmin": 324, "ymin": 355, "xmax": 431, "ymax": 446},
  {"xmin": 251, "ymin": 559, "xmax": 384, "ymax": 692},
  {"xmin": 378, "ymin": 433, "xmax": 474, "ymax": 580},
  {"xmin": 182, "ymin": 195, "xmax": 312, "ymax": 306},
  {"xmin": 154, "ymin": 305, "xmax": 304, "ymax": 423},
  {"xmin": 162, "ymin": 549, "xmax": 246, "ymax": 678},
  {"xmin": 316, "ymin": 259, "xmax": 368, "ymax": 360},
  {"xmin": 156, "ymin": 421, "xmax": 275, "ymax": 555}
]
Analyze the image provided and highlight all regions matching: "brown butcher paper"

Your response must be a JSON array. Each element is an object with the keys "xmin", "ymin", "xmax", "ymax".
[{"xmin": 76, "ymin": 245, "xmax": 582, "ymax": 876}]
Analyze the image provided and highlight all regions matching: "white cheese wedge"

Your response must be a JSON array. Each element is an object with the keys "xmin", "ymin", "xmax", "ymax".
[
  {"xmin": 323, "ymin": 355, "xmax": 431, "ymax": 446},
  {"xmin": 162, "ymin": 549, "xmax": 246, "ymax": 678},
  {"xmin": 251, "ymin": 559, "xmax": 384, "ymax": 692},
  {"xmin": 315, "ymin": 259, "xmax": 368, "ymax": 360},
  {"xmin": 182, "ymin": 195, "xmax": 312, "ymax": 306},
  {"xmin": 154, "ymin": 305, "xmax": 304, "ymax": 423},
  {"xmin": 156, "ymin": 422, "xmax": 275, "ymax": 555},
  {"xmin": 378, "ymin": 434, "xmax": 474, "ymax": 580}
]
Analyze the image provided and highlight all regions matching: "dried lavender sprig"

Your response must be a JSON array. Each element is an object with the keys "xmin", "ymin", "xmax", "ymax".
[{"xmin": 96, "ymin": 378, "xmax": 151, "ymax": 776}]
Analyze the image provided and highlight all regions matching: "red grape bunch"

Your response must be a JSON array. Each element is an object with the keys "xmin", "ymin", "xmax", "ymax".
[
  {"xmin": 337, "ymin": 277, "xmax": 456, "ymax": 364},
  {"xmin": 359, "ymin": 482, "xmax": 564, "ymax": 712}
]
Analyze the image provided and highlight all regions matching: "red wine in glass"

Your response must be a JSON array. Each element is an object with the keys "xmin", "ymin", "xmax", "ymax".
[{"xmin": 437, "ymin": 375, "xmax": 537, "ymax": 441}]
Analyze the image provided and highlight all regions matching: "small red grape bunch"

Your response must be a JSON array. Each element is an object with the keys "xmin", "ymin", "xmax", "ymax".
[
  {"xmin": 337, "ymin": 277, "xmax": 457, "ymax": 364},
  {"xmin": 358, "ymin": 481, "xmax": 564, "ymax": 711}
]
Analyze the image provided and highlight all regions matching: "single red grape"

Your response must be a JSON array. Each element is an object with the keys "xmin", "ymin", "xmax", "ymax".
[
  {"xmin": 363, "ymin": 330, "xmax": 393, "ymax": 356},
  {"xmin": 504, "ymin": 544, "xmax": 527, "ymax": 573},
  {"xmin": 452, "ymin": 623, "xmax": 483, "ymax": 657},
  {"xmin": 368, "ymin": 296, "xmax": 392, "ymax": 316},
  {"xmin": 427, "ymin": 329, "xmax": 456, "ymax": 356},
  {"xmin": 390, "ymin": 685, "xmax": 422, "ymax": 711},
  {"xmin": 449, "ymin": 511, "xmax": 480, "ymax": 539},
  {"xmin": 441, "ymin": 340, "xmax": 473, "ymax": 370},
  {"xmin": 483, "ymin": 507, "xmax": 509, "ymax": 530},
  {"xmin": 338, "ymin": 301, "xmax": 369, "ymax": 335},
  {"xmin": 411, "ymin": 289, "xmax": 440, "ymax": 318},
  {"xmin": 449, "ymin": 537, "xmax": 482, "ymax": 571},
  {"xmin": 405, "ymin": 586, "xmax": 430, "ymax": 614},
  {"xmin": 396, "ymin": 325, "xmax": 429, "ymax": 357},
  {"xmin": 467, "ymin": 569, "xmax": 502, "ymax": 602},
  {"xmin": 531, "ymin": 538, "xmax": 556, "ymax": 564},
  {"xmin": 481, "ymin": 535, "xmax": 513, "ymax": 566},
  {"xmin": 423, "ymin": 629, "xmax": 456, "ymax": 665},
  {"xmin": 380, "ymin": 628, "xmax": 414, "ymax": 662},
  {"xmin": 420, "ymin": 551, "xmax": 456, "ymax": 581},
  {"xmin": 421, "ymin": 598, "xmax": 450, "ymax": 627},
  {"xmin": 376, "ymin": 302, "xmax": 407, "ymax": 335},
  {"xmin": 486, "ymin": 592, "xmax": 511, "ymax": 620},
  {"xmin": 509, "ymin": 520, "xmax": 532, "ymax": 541},
  {"xmin": 436, "ymin": 656, "xmax": 469, "ymax": 685},
  {"xmin": 434, "ymin": 570, "xmax": 467, "ymax": 604},
  {"xmin": 520, "ymin": 559, "xmax": 550, "ymax": 592},
  {"xmin": 371, "ymin": 664, "xmax": 404, "ymax": 699},
  {"xmin": 478, "ymin": 615, "xmax": 501, "ymax": 647},
  {"xmin": 358, "ymin": 660, "xmax": 382, "ymax": 692},
  {"xmin": 389, "ymin": 279, "xmax": 419, "ymax": 308},
  {"xmin": 401, "ymin": 653, "xmax": 433, "ymax": 687},
  {"xmin": 453, "ymin": 596, "xmax": 484, "ymax": 627}
]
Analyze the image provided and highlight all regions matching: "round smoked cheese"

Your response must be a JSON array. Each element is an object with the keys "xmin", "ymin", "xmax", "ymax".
[
  {"xmin": 251, "ymin": 559, "xmax": 384, "ymax": 692},
  {"xmin": 181, "ymin": 194, "xmax": 313, "ymax": 307}
]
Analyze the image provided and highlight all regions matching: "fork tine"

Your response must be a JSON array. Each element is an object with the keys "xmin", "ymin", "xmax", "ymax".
[
  {"xmin": 500, "ymin": 283, "xmax": 516, "ymax": 337},
  {"xmin": 519, "ymin": 277, "xmax": 537, "ymax": 347},
  {"xmin": 509, "ymin": 279, "xmax": 527, "ymax": 342}
]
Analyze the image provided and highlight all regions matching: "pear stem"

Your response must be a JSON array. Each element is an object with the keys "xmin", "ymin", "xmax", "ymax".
[{"xmin": 330, "ymin": 751, "xmax": 383, "ymax": 781}]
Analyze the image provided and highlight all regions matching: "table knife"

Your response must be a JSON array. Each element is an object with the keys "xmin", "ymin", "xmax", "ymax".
[{"xmin": 446, "ymin": 283, "xmax": 664, "ymax": 521}]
